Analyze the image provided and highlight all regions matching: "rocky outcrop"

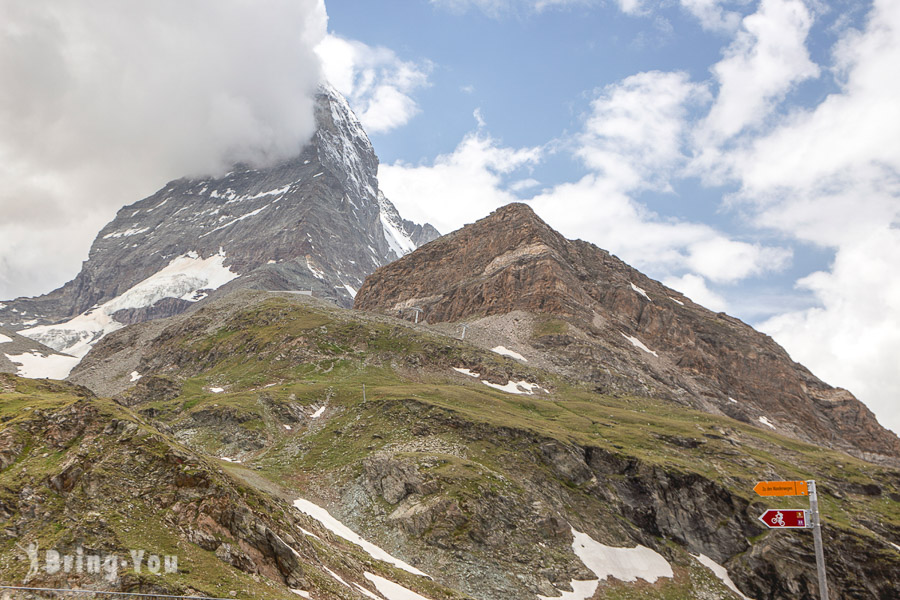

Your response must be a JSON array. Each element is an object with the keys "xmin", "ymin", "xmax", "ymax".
[{"xmin": 355, "ymin": 203, "xmax": 900, "ymax": 464}]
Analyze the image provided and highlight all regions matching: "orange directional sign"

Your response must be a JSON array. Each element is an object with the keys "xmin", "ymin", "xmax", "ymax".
[{"xmin": 754, "ymin": 480, "xmax": 809, "ymax": 497}]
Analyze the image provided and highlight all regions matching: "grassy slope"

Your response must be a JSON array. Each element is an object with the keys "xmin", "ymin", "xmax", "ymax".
[
  {"xmin": 115, "ymin": 295, "xmax": 900, "ymax": 598},
  {"xmin": 0, "ymin": 375, "xmax": 466, "ymax": 600}
]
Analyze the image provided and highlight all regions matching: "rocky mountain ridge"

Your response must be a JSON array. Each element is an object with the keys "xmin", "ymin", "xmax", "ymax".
[
  {"xmin": 354, "ymin": 203, "xmax": 900, "ymax": 465},
  {"xmin": 0, "ymin": 84, "xmax": 438, "ymax": 372}
]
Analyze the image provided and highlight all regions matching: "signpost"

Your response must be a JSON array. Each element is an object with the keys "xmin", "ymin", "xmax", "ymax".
[
  {"xmin": 753, "ymin": 480, "xmax": 808, "ymax": 496},
  {"xmin": 758, "ymin": 509, "xmax": 809, "ymax": 529},
  {"xmin": 755, "ymin": 480, "xmax": 828, "ymax": 600}
]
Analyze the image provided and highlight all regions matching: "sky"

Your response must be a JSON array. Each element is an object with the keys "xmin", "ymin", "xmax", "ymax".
[{"xmin": 1, "ymin": 0, "xmax": 898, "ymax": 434}]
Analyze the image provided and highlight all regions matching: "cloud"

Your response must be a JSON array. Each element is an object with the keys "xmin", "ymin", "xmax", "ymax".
[
  {"xmin": 695, "ymin": 0, "xmax": 819, "ymax": 147},
  {"xmin": 679, "ymin": 0, "xmax": 742, "ymax": 32},
  {"xmin": 760, "ymin": 228, "xmax": 900, "ymax": 434},
  {"xmin": 578, "ymin": 71, "xmax": 709, "ymax": 191},
  {"xmin": 662, "ymin": 274, "xmax": 728, "ymax": 311},
  {"xmin": 316, "ymin": 34, "xmax": 431, "ymax": 134},
  {"xmin": 0, "ymin": 0, "xmax": 327, "ymax": 299},
  {"xmin": 379, "ymin": 127, "xmax": 543, "ymax": 233}
]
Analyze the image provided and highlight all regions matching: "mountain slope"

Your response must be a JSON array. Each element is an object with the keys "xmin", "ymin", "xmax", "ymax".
[
  {"xmin": 0, "ymin": 84, "xmax": 438, "ymax": 371},
  {"xmin": 353, "ymin": 203, "xmax": 900, "ymax": 465},
  {"xmin": 0, "ymin": 373, "xmax": 465, "ymax": 599},
  {"xmin": 63, "ymin": 290, "xmax": 900, "ymax": 599}
]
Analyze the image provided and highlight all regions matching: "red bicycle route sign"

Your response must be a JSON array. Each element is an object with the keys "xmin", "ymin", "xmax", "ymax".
[{"xmin": 758, "ymin": 508, "xmax": 810, "ymax": 529}]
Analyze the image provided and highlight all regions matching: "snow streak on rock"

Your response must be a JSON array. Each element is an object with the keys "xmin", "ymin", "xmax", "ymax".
[
  {"xmin": 378, "ymin": 192, "xmax": 418, "ymax": 259},
  {"xmin": 621, "ymin": 332, "xmax": 658, "ymax": 357},
  {"xmin": 364, "ymin": 573, "xmax": 433, "ymax": 600},
  {"xmin": 491, "ymin": 345, "xmax": 527, "ymax": 361},
  {"xmin": 20, "ymin": 251, "xmax": 239, "ymax": 360},
  {"xmin": 692, "ymin": 553, "xmax": 754, "ymax": 600},
  {"xmin": 292, "ymin": 498, "xmax": 428, "ymax": 577}
]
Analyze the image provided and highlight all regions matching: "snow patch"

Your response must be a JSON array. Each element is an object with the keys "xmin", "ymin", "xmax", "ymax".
[
  {"xmin": 354, "ymin": 582, "xmax": 383, "ymax": 600},
  {"xmin": 491, "ymin": 346, "xmax": 527, "ymax": 362},
  {"xmin": 325, "ymin": 567, "xmax": 350, "ymax": 588},
  {"xmin": 313, "ymin": 172, "xmax": 323, "ymax": 178},
  {"xmin": 482, "ymin": 379, "xmax": 544, "ymax": 395},
  {"xmin": 692, "ymin": 554, "xmax": 754, "ymax": 600},
  {"xmin": 227, "ymin": 184, "xmax": 290, "ymax": 204},
  {"xmin": 0, "ymin": 334, "xmax": 12, "ymax": 344},
  {"xmin": 103, "ymin": 226, "xmax": 150, "ymax": 239},
  {"xmin": 620, "ymin": 333, "xmax": 658, "ymax": 357},
  {"xmin": 541, "ymin": 528, "xmax": 673, "ymax": 600},
  {"xmin": 209, "ymin": 387, "xmax": 225, "ymax": 394},
  {"xmin": 284, "ymin": 424, "xmax": 292, "ymax": 430},
  {"xmin": 378, "ymin": 192, "xmax": 418, "ymax": 259},
  {"xmin": 220, "ymin": 457, "xmax": 241, "ymax": 463},
  {"xmin": 130, "ymin": 371, "xmax": 142, "ymax": 382},
  {"xmin": 452, "ymin": 367, "xmax": 479, "ymax": 378},
  {"xmin": 19, "ymin": 251, "xmax": 239, "ymax": 360},
  {"xmin": 630, "ymin": 282, "xmax": 651, "ymax": 301},
  {"xmin": 292, "ymin": 498, "xmax": 428, "ymax": 576},
  {"xmin": 306, "ymin": 257, "xmax": 326, "ymax": 279},
  {"xmin": 310, "ymin": 405, "xmax": 326, "ymax": 419},
  {"xmin": 200, "ymin": 204, "xmax": 271, "ymax": 237},
  {"xmin": 290, "ymin": 590, "xmax": 311, "ymax": 599},
  {"xmin": 668, "ymin": 296, "xmax": 684, "ymax": 306},
  {"xmin": 890, "ymin": 542, "xmax": 900, "ymax": 552},
  {"xmin": 3, "ymin": 351, "xmax": 79, "ymax": 380},
  {"xmin": 364, "ymin": 573, "xmax": 432, "ymax": 600},
  {"xmin": 758, "ymin": 416, "xmax": 776, "ymax": 430},
  {"xmin": 728, "ymin": 397, "xmax": 737, "ymax": 403},
  {"xmin": 343, "ymin": 284, "xmax": 357, "ymax": 298}
]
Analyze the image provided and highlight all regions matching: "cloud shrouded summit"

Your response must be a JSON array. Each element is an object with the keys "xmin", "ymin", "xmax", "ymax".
[{"xmin": 0, "ymin": 0, "xmax": 327, "ymax": 299}]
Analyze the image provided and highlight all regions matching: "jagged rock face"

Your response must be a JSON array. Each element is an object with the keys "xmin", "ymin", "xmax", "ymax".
[
  {"xmin": 355, "ymin": 203, "xmax": 900, "ymax": 464},
  {"xmin": 0, "ymin": 85, "xmax": 438, "ymax": 362}
]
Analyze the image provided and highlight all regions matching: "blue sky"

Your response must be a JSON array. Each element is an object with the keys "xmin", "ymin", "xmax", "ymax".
[{"xmin": 0, "ymin": 0, "xmax": 898, "ymax": 433}]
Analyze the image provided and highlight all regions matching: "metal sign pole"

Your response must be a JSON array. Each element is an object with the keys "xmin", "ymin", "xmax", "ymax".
[{"xmin": 808, "ymin": 480, "xmax": 829, "ymax": 599}]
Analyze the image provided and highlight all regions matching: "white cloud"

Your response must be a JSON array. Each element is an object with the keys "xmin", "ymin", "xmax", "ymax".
[
  {"xmin": 316, "ymin": 34, "xmax": 430, "ymax": 134},
  {"xmin": 579, "ymin": 71, "xmax": 709, "ymax": 191},
  {"xmin": 679, "ymin": 0, "xmax": 742, "ymax": 32},
  {"xmin": 685, "ymin": 237, "xmax": 792, "ymax": 283},
  {"xmin": 0, "ymin": 0, "xmax": 327, "ymax": 299},
  {"xmin": 662, "ymin": 274, "xmax": 728, "ymax": 312},
  {"xmin": 760, "ymin": 228, "xmax": 900, "ymax": 434},
  {"xmin": 696, "ymin": 0, "xmax": 819, "ymax": 146},
  {"xmin": 379, "ymin": 129, "xmax": 542, "ymax": 233}
]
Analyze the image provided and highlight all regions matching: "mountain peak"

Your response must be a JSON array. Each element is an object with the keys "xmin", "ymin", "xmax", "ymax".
[
  {"xmin": 355, "ymin": 205, "xmax": 900, "ymax": 464},
  {"xmin": 0, "ymin": 85, "xmax": 438, "ymax": 376}
]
